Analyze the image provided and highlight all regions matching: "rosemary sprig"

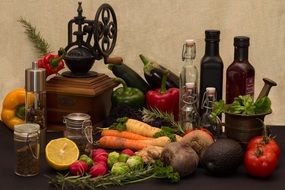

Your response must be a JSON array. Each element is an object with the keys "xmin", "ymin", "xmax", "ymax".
[
  {"xmin": 141, "ymin": 107, "xmax": 184, "ymax": 134},
  {"xmin": 18, "ymin": 17, "xmax": 51, "ymax": 56},
  {"xmin": 48, "ymin": 161, "xmax": 180, "ymax": 190}
]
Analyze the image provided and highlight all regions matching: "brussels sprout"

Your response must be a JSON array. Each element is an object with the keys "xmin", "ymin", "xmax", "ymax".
[
  {"xmin": 126, "ymin": 155, "xmax": 144, "ymax": 170},
  {"xmin": 111, "ymin": 162, "xmax": 130, "ymax": 175},
  {"xmin": 118, "ymin": 153, "xmax": 130, "ymax": 163},
  {"xmin": 79, "ymin": 154, "xmax": 94, "ymax": 167},
  {"xmin": 107, "ymin": 151, "xmax": 120, "ymax": 168}
]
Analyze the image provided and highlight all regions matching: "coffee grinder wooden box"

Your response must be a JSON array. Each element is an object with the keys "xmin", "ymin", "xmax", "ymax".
[{"xmin": 46, "ymin": 74, "xmax": 117, "ymax": 131}]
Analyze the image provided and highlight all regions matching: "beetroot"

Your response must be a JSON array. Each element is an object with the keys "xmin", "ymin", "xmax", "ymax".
[
  {"xmin": 161, "ymin": 142, "xmax": 199, "ymax": 177},
  {"xmin": 89, "ymin": 162, "xmax": 107, "ymax": 177},
  {"xmin": 180, "ymin": 129, "xmax": 214, "ymax": 158},
  {"xmin": 121, "ymin": 149, "xmax": 134, "ymax": 156},
  {"xmin": 69, "ymin": 160, "xmax": 89, "ymax": 176}
]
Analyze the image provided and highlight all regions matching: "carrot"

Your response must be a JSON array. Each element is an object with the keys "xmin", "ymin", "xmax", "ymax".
[
  {"xmin": 126, "ymin": 119, "xmax": 161, "ymax": 137},
  {"xmin": 126, "ymin": 119, "xmax": 182, "ymax": 142},
  {"xmin": 98, "ymin": 136, "xmax": 149, "ymax": 150},
  {"xmin": 138, "ymin": 136, "xmax": 171, "ymax": 147},
  {"xmin": 101, "ymin": 129, "xmax": 151, "ymax": 140},
  {"xmin": 98, "ymin": 135, "xmax": 171, "ymax": 150}
]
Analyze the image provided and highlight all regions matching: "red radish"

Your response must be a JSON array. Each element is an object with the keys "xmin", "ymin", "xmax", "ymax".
[
  {"xmin": 89, "ymin": 162, "xmax": 107, "ymax": 177},
  {"xmin": 69, "ymin": 160, "xmax": 89, "ymax": 176},
  {"xmin": 121, "ymin": 148, "xmax": 134, "ymax": 156},
  {"xmin": 91, "ymin": 148, "xmax": 108, "ymax": 159},
  {"xmin": 96, "ymin": 161, "xmax": 107, "ymax": 168},
  {"xmin": 93, "ymin": 154, "xmax": 108, "ymax": 163}
]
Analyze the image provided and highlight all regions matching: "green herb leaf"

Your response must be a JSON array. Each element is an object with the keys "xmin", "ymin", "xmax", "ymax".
[
  {"xmin": 153, "ymin": 126, "xmax": 176, "ymax": 142},
  {"xmin": 211, "ymin": 99, "xmax": 225, "ymax": 119},
  {"xmin": 254, "ymin": 96, "xmax": 271, "ymax": 114},
  {"xmin": 213, "ymin": 95, "xmax": 272, "ymax": 116},
  {"xmin": 153, "ymin": 160, "xmax": 180, "ymax": 183},
  {"xmin": 109, "ymin": 117, "xmax": 128, "ymax": 131},
  {"xmin": 228, "ymin": 95, "xmax": 256, "ymax": 114}
]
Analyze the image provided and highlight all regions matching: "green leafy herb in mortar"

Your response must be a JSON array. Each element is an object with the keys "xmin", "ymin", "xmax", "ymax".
[{"xmin": 212, "ymin": 95, "xmax": 271, "ymax": 117}]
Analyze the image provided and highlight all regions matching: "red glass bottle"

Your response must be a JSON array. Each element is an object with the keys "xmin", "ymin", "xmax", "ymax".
[{"xmin": 226, "ymin": 36, "xmax": 255, "ymax": 104}]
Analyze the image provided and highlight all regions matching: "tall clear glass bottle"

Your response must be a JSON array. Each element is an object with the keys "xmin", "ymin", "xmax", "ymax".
[
  {"xmin": 179, "ymin": 39, "xmax": 198, "ymax": 94},
  {"xmin": 199, "ymin": 30, "xmax": 223, "ymax": 114},
  {"xmin": 226, "ymin": 36, "xmax": 255, "ymax": 104},
  {"xmin": 179, "ymin": 39, "xmax": 199, "ymax": 133},
  {"xmin": 200, "ymin": 87, "xmax": 221, "ymax": 138},
  {"xmin": 179, "ymin": 82, "xmax": 200, "ymax": 133},
  {"xmin": 25, "ymin": 62, "xmax": 47, "ymax": 153}
]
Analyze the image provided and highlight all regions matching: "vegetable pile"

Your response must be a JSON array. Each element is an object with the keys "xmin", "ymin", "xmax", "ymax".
[
  {"xmin": 49, "ymin": 148, "xmax": 180, "ymax": 190},
  {"xmin": 16, "ymin": 16, "xmax": 281, "ymax": 187}
]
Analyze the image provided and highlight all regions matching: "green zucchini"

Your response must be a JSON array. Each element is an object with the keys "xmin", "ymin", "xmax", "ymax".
[{"xmin": 108, "ymin": 63, "xmax": 150, "ymax": 94}]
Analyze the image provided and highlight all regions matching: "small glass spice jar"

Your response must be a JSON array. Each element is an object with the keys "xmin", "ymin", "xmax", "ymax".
[
  {"xmin": 14, "ymin": 123, "xmax": 40, "ymax": 177},
  {"xmin": 63, "ymin": 113, "xmax": 93, "ymax": 155}
]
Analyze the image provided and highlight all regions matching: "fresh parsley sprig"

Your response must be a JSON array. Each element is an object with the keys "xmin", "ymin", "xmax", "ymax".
[
  {"xmin": 109, "ymin": 117, "xmax": 128, "ymax": 131},
  {"xmin": 154, "ymin": 126, "xmax": 177, "ymax": 142}
]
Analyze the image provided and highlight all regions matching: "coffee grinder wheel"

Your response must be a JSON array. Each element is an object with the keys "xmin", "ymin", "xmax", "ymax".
[
  {"xmin": 94, "ymin": 3, "xmax": 117, "ymax": 59},
  {"xmin": 62, "ymin": 2, "xmax": 117, "ymax": 78}
]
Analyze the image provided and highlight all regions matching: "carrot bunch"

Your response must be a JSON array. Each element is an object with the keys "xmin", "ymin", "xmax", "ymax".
[{"xmin": 98, "ymin": 119, "xmax": 180, "ymax": 151}]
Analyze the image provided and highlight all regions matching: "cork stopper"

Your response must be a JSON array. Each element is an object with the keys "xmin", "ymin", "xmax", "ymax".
[
  {"xmin": 185, "ymin": 39, "xmax": 195, "ymax": 47},
  {"xmin": 206, "ymin": 87, "xmax": 216, "ymax": 95},
  {"xmin": 186, "ymin": 82, "xmax": 195, "ymax": 89}
]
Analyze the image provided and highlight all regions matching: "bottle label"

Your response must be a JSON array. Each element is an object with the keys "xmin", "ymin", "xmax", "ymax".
[{"xmin": 246, "ymin": 77, "xmax": 254, "ymax": 98}]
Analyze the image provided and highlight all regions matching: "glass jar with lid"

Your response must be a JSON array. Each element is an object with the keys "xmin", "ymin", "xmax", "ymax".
[
  {"xmin": 63, "ymin": 113, "xmax": 93, "ymax": 154},
  {"xmin": 14, "ymin": 123, "xmax": 40, "ymax": 176}
]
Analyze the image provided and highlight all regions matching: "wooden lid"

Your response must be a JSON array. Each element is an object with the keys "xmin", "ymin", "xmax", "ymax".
[{"xmin": 46, "ymin": 73, "xmax": 117, "ymax": 97}]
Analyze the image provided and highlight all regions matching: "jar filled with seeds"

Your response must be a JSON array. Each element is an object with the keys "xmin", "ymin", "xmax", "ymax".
[
  {"xmin": 14, "ymin": 123, "xmax": 40, "ymax": 176},
  {"xmin": 63, "ymin": 113, "xmax": 93, "ymax": 155}
]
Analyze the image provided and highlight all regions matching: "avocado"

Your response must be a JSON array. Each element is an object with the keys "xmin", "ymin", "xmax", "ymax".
[{"xmin": 201, "ymin": 138, "xmax": 244, "ymax": 175}]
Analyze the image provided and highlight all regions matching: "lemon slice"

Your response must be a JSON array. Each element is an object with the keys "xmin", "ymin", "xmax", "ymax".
[{"xmin": 45, "ymin": 138, "xmax": 79, "ymax": 170}]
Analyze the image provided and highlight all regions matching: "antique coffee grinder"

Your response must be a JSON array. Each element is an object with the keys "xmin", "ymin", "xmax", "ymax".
[{"xmin": 46, "ymin": 2, "xmax": 120, "ymax": 131}]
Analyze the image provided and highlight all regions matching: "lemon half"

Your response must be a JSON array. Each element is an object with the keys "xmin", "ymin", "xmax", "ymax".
[{"xmin": 45, "ymin": 138, "xmax": 79, "ymax": 170}]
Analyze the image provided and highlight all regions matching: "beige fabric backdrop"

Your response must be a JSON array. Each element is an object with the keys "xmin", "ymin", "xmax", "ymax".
[{"xmin": 0, "ymin": 0, "xmax": 284, "ymax": 125}]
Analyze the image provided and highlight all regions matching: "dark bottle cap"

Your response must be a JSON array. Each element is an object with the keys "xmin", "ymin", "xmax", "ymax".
[
  {"xmin": 205, "ymin": 30, "xmax": 220, "ymax": 41},
  {"xmin": 234, "ymin": 36, "xmax": 250, "ymax": 47}
]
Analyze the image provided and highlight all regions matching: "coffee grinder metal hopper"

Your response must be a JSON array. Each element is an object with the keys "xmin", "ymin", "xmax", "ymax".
[{"xmin": 62, "ymin": 2, "xmax": 118, "ymax": 77}]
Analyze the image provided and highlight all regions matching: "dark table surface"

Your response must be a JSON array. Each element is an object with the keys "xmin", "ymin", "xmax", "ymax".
[{"xmin": 0, "ymin": 121, "xmax": 284, "ymax": 190}]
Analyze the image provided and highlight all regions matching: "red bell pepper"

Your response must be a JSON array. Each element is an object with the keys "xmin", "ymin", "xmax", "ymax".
[
  {"xmin": 37, "ymin": 48, "xmax": 65, "ymax": 77},
  {"xmin": 146, "ymin": 72, "xmax": 179, "ymax": 120}
]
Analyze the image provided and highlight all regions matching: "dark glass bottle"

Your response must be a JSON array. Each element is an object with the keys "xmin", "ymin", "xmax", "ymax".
[
  {"xmin": 199, "ymin": 30, "xmax": 223, "ymax": 114},
  {"xmin": 226, "ymin": 36, "xmax": 255, "ymax": 104}
]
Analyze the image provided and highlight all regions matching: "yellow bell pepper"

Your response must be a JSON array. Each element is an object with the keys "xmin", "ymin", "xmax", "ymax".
[{"xmin": 1, "ymin": 88, "xmax": 34, "ymax": 130}]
